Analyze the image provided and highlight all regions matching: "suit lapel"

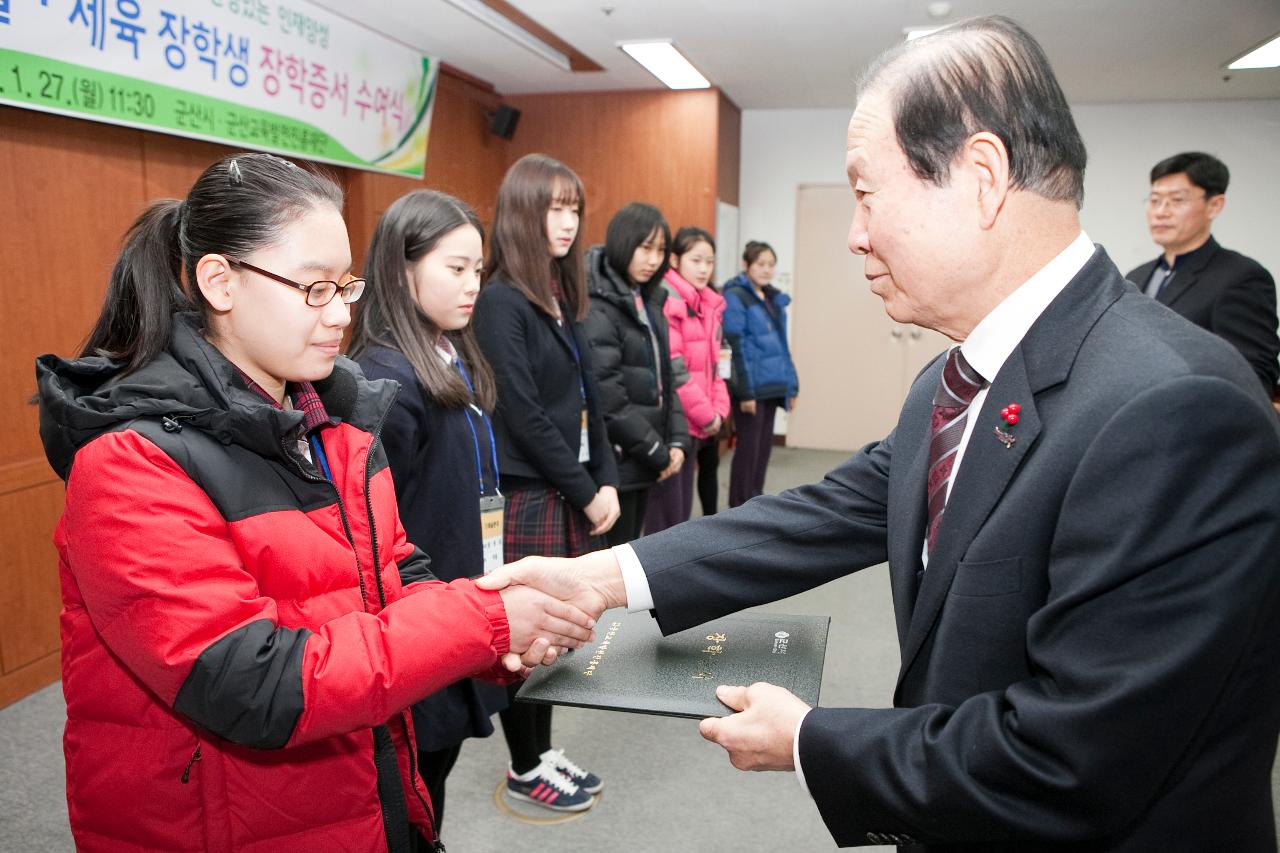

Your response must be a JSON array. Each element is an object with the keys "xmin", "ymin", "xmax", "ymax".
[
  {"xmin": 886, "ymin": 364, "xmax": 939, "ymax": 646},
  {"xmin": 892, "ymin": 247, "xmax": 1129, "ymax": 693},
  {"xmin": 1158, "ymin": 237, "xmax": 1219, "ymax": 309},
  {"xmin": 896, "ymin": 351, "xmax": 1041, "ymax": 684},
  {"xmin": 537, "ymin": 308, "xmax": 580, "ymax": 360},
  {"xmin": 1157, "ymin": 266, "xmax": 1197, "ymax": 307},
  {"xmin": 1128, "ymin": 259, "xmax": 1158, "ymax": 294}
]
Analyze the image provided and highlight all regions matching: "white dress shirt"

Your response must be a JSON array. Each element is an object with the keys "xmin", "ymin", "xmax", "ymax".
[{"xmin": 613, "ymin": 230, "xmax": 1096, "ymax": 794}]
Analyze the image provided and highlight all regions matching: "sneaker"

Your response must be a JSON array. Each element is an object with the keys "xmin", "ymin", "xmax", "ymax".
[
  {"xmin": 505, "ymin": 761, "xmax": 593, "ymax": 812},
  {"xmin": 541, "ymin": 748, "xmax": 603, "ymax": 795}
]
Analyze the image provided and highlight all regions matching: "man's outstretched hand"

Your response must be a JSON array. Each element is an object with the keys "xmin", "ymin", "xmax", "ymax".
[
  {"xmin": 479, "ymin": 549, "xmax": 627, "ymax": 623},
  {"xmin": 698, "ymin": 683, "xmax": 810, "ymax": 772}
]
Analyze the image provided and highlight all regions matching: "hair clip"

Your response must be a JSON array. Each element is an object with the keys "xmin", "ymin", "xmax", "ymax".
[{"xmin": 227, "ymin": 158, "xmax": 243, "ymax": 186}]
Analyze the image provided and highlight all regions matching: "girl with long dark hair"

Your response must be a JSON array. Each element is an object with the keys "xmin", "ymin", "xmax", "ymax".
[
  {"xmin": 349, "ymin": 189, "xmax": 513, "ymax": 825},
  {"xmin": 35, "ymin": 154, "xmax": 592, "ymax": 851},
  {"xmin": 474, "ymin": 154, "xmax": 618, "ymax": 811}
]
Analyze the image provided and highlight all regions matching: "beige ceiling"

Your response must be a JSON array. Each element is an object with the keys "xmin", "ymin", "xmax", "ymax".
[{"xmin": 314, "ymin": 0, "xmax": 1280, "ymax": 107}]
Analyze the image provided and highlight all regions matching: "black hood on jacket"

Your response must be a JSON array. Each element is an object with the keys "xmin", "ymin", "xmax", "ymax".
[
  {"xmin": 586, "ymin": 245, "xmax": 667, "ymax": 314},
  {"xmin": 36, "ymin": 312, "xmax": 397, "ymax": 480}
]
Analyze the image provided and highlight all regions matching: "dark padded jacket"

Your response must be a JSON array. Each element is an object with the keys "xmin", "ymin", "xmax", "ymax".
[
  {"xmin": 583, "ymin": 245, "xmax": 690, "ymax": 491},
  {"xmin": 36, "ymin": 314, "xmax": 514, "ymax": 853}
]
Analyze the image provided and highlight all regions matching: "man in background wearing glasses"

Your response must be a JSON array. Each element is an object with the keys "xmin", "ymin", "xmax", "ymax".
[{"xmin": 1127, "ymin": 151, "xmax": 1279, "ymax": 393}]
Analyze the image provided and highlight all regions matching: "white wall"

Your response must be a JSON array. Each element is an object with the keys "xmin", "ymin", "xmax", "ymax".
[
  {"xmin": 739, "ymin": 98, "xmax": 1280, "ymax": 295},
  {"xmin": 738, "ymin": 98, "xmax": 1280, "ymax": 438}
]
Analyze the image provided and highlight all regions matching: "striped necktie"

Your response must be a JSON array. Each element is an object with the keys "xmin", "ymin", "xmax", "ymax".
[{"xmin": 926, "ymin": 347, "xmax": 985, "ymax": 555}]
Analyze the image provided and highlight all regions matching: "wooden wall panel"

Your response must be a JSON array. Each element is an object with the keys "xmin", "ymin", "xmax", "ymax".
[
  {"xmin": 717, "ymin": 92, "xmax": 742, "ymax": 208},
  {"xmin": 0, "ymin": 481, "xmax": 65, "ymax": 674},
  {"xmin": 1, "ymin": 107, "xmax": 148, "ymax": 470},
  {"xmin": 422, "ymin": 71, "xmax": 509, "ymax": 228},
  {"xmin": 506, "ymin": 88, "xmax": 720, "ymax": 245},
  {"xmin": 140, "ymin": 133, "xmax": 241, "ymax": 201},
  {"xmin": 0, "ymin": 107, "xmax": 148, "ymax": 706}
]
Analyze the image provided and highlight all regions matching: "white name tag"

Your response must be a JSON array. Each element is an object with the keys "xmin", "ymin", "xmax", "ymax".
[
  {"xmin": 717, "ymin": 347, "xmax": 732, "ymax": 380},
  {"xmin": 480, "ymin": 494, "xmax": 505, "ymax": 574},
  {"xmin": 578, "ymin": 409, "xmax": 591, "ymax": 463}
]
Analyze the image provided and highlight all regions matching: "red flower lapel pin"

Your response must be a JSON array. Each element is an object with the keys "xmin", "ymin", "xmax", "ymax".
[{"xmin": 994, "ymin": 402, "xmax": 1020, "ymax": 448}]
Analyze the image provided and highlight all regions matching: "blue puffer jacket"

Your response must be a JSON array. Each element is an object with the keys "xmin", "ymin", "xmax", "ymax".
[{"xmin": 722, "ymin": 273, "xmax": 799, "ymax": 405}]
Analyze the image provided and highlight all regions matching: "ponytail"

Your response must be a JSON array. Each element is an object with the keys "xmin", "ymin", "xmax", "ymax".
[{"xmin": 81, "ymin": 199, "xmax": 193, "ymax": 372}]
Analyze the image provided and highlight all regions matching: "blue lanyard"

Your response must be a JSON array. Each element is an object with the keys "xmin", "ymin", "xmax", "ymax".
[
  {"xmin": 561, "ymin": 315, "xmax": 588, "ymax": 407},
  {"xmin": 454, "ymin": 359, "xmax": 500, "ymax": 496},
  {"xmin": 308, "ymin": 433, "xmax": 333, "ymax": 482}
]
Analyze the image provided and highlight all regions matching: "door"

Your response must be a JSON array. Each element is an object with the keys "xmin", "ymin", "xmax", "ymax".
[{"xmin": 787, "ymin": 185, "xmax": 949, "ymax": 451}]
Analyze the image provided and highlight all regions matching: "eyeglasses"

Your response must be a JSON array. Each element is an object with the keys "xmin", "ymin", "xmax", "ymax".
[
  {"xmin": 226, "ymin": 257, "xmax": 365, "ymax": 306},
  {"xmin": 1145, "ymin": 192, "xmax": 1208, "ymax": 211}
]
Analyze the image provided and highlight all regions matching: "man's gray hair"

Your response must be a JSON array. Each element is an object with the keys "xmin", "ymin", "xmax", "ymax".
[{"xmin": 860, "ymin": 16, "xmax": 1087, "ymax": 209}]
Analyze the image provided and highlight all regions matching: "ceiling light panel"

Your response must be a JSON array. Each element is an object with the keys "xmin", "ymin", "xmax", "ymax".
[
  {"xmin": 1227, "ymin": 33, "xmax": 1280, "ymax": 69},
  {"xmin": 618, "ymin": 41, "xmax": 710, "ymax": 89}
]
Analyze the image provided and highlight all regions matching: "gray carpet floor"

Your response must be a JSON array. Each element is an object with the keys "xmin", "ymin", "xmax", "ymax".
[{"xmin": 2, "ymin": 446, "xmax": 1276, "ymax": 852}]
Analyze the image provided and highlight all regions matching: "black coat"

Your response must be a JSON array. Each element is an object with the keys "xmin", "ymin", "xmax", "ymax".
[
  {"xmin": 1126, "ymin": 236, "xmax": 1279, "ymax": 392},
  {"xmin": 633, "ymin": 248, "xmax": 1280, "ymax": 852},
  {"xmin": 473, "ymin": 278, "xmax": 617, "ymax": 509},
  {"xmin": 583, "ymin": 246, "xmax": 689, "ymax": 491},
  {"xmin": 355, "ymin": 344, "xmax": 508, "ymax": 751}
]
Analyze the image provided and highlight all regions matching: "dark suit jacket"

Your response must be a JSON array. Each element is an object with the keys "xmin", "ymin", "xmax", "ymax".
[
  {"xmin": 1126, "ymin": 236, "xmax": 1280, "ymax": 392},
  {"xmin": 632, "ymin": 248, "xmax": 1280, "ymax": 851}
]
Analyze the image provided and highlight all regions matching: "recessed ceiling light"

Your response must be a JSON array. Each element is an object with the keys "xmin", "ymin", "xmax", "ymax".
[
  {"xmin": 904, "ymin": 26, "xmax": 945, "ymax": 41},
  {"xmin": 1227, "ymin": 32, "xmax": 1280, "ymax": 69},
  {"xmin": 618, "ymin": 41, "xmax": 710, "ymax": 89},
  {"xmin": 444, "ymin": 0, "xmax": 572, "ymax": 71}
]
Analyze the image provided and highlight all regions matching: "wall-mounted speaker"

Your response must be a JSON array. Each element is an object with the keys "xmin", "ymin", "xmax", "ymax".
[{"xmin": 486, "ymin": 105, "xmax": 521, "ymax": 140}]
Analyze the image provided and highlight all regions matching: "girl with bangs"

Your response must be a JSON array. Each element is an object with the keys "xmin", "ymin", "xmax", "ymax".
[
  {"xmin": 474, "ymin": 154, "xmax": 618, "ymax": 811},
  {"xmin": 349, "ymin": 190, "xmax": 511, "ymax": 828},
  {"xmin": 583, "ymin": 203, "xmax": 689, "ymax": 543},
  {"xmin": 645, "ymin": 226, "xmax": 729, "ymax": 532}
]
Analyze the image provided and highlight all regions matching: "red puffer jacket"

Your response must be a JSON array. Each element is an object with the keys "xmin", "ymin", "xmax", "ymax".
[{"xmin": 37, "ymin": 314, "xmax": 513, "ymax": 852}]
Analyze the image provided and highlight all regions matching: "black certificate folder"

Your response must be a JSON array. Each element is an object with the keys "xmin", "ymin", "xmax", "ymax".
[{"xmin": 515, "ymin": 609, "xmax": 830, "ymax": 719}]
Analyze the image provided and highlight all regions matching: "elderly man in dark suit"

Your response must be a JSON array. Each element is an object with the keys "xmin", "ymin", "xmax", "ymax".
[
  {"xmin": 481, "ymin": 15, "xmax": 1280, "ymax": 852},
  {"xmin": 1126, "ymin": 151, "xmax": 1280, "ymax": 392}
]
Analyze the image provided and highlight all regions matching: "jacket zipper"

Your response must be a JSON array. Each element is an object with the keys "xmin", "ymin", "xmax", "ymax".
[
  {"xmin": 364, "ymin": 401, "xmax": 443, "ymax": 847},
  {"xmin": 401, "ymin": 710, "xmax": 443, "ymax": 850},
  {"xmin": 281, "ymin": 436, "xmax": 370, "ymax": 611},
  {"xmin": 362, "ymin": 401, "xmax": 394, "ymax": 609},
  {"xmin": 285, "ymin": 392, "xmax": 436, "ymax": 848}
]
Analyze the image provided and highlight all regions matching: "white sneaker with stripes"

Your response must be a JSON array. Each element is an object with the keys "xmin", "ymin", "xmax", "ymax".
[{"xmin": 505, "ymin": 760, "xmax": 594, "ymax": 812}]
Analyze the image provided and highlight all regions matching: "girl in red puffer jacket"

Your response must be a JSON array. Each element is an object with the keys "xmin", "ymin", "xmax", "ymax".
[{"xmin": 36, "ymin": 153, "xmax": 592, "ymax": 853}]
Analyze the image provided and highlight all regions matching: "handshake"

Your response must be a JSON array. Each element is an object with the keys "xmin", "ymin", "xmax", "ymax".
[
  {"xmin": 477, "ymin": 550, "xmax": 628, "ymax": 674},
  {"xmin": 474, "ymin": 548, "xmax": 813, "ymax": 773}
]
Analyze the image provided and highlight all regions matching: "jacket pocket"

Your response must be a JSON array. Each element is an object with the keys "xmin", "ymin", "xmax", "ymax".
[{"xmin": 951, "ymin": 556, "xmax": 1022, "ymax": 597}]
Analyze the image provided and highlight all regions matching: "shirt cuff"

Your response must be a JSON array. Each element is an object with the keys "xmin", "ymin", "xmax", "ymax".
[
  {"xmin": 793, "ymin": 708, "xmax": 812, "ymax": 797},
  {"xmin": 613, "ymin": 544, "xmax": 655, "ymax": 612}
]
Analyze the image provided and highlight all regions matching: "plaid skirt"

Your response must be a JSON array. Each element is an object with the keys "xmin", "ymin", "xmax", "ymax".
[{"xmin": 503, "ymin": 487, "xmax": 607, "ymax": 561}]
